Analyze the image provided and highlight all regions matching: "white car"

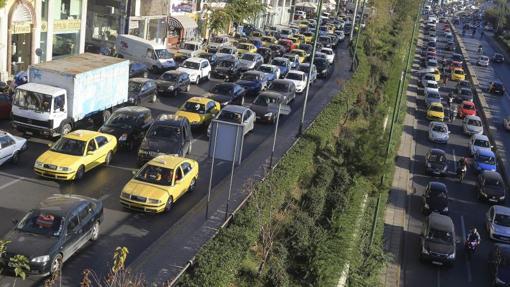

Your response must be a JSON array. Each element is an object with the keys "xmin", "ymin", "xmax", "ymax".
[
  {"xmin": 216, "ymin": 46, "xmax": 238, "ymax": 59},
  {"xmin": 0, "ymin": 131, "xmax": 27, "ymax": 165},
  {"xmin": 486, "ymin": 205, "xmax": 510, "ymax": 241},
  {"xmin": 285, "ymin": 70, "xmax": 308, "ymax": 93},
  {"xmin": 257, "ymin": 64, "xmax": 281, "ymax": 80},
  {"xmin": 177, "ymin": 57, "xmax": 211, "ymax": 84},
  {"xmin": 178, "ymin": 41, "xmax": 203, "ymax": 58},
  {"xmin": 207, "ymin": 105, "xmax": 255, "ymax": 137},
  {"xmin": 428, "ymin": 121, "xmax": 449, "ymax": 143},
  {"xmin": 424, "ymin": 80, "xmax": 440, "ymax": 94},
  {"xmin": 463, "ymin": 115, "xmax": 483, "ymax": 135},
  {"xmin": 420, "ymin": 73, "xmax": 437, "ymax": 87},
  {"xmin": 469, "ymin": 134, "xmax": 492, "ymax": 155},
  {"xmin": 320, "ymin": 48, "xmax": 335, "ymax": 64},
  {"xmin": 478, "ymin": 55, "xmax": 490, "ymax": 67},
  {"xmin": 207, "ymin": 36, "xmax": 230, "ymax": 53}
]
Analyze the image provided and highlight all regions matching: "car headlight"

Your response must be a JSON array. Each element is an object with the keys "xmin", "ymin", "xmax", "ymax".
[
  {"xmin": 421, "ymin": 246, "xmax": 429, "ymax": 255},
  {"xmin": 427, "ymin": 163, "xmax": 432, "ymax": 168},
  {"xmin": 442, "ymin": 207, "xmax": 448, "ymax": 213},
  {"xmin": 138, "ymin": 149, "xmax": 149, "ymax": 155},
  {"xmin": 500, "ymin": 195, "xmax": 506, "ymax": 200},
  {"xmin": 264, "ymin": 112, "xmax": 273, "ymax": 118},
  {"xmin": 128, "ymin": 97, "xmax": 135, "ymax": 103},
  {"xmin": 447, "ymin": 253, "xmax": 455, "ymax": 259},
  {"xmin": 121, "ymin": 192, "xmax": 131, "ymax": 199},
  {"xmin": 31, "ymin": 255, "xmax": 50, "ymax": 263},
  {"xmin": 424, "ymin": 203, "xmax": 429, "ymax": 209},
  {"xmin": 480, "ymin": 190, "xmax": 487, "ymax": 196},
  {"xmin": 119, "ymin": 133, "xmax": 128, "ymax": 141},
  {"xmin": 168, "ymin": 86, "xmax": 175, "ymax": 91},
  {"xmin": 34, "ymin": 161, "xmax": 43, "ymax": 168},
  {"xmin": 148, "ymin": 198, "xmax": 161, "ymax": 204},
  {"xmin": 496, "ymin": 278, "xmax": 506, "ymax": 285},
  {"xmin": 57, "ymin": 166, "xmax": 70, "ymax": 172}
]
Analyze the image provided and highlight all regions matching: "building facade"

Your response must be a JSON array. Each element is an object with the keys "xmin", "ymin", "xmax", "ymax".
[{"xmin": 0, "ymin": 0, "xmax": 88, "ymax": 80}]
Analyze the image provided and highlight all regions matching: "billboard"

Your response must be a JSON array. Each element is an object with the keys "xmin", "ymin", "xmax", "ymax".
[{"xmin": 171, "ymin": 0, "xmax": 197, "ymax": 14}]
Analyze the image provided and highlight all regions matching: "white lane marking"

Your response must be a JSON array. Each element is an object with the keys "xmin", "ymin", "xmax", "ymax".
[
  {"xmin": 460, "ymin": 215, "xmax": 472, "ymax": 283},
  {"xmin": 452, "ymin": 148, "xmax": 457, "ymax": 172},
  {"xmin": 27, "ymin": 137, "xmax": 53, "ymax": 145},
  {"xmin": 0, "ymin": 178, "xmax": 23, "ymax": 190},
  {"xmin": 437, "ymin": 269, "xmax": 441, "ymax": 287},
  {"xmin": 99, "ymin": 194, "xmax": 111, "ymax": 202},
  {"xmin": 106, "ymin": 164, "xmax": 136, "ymax": 172}
]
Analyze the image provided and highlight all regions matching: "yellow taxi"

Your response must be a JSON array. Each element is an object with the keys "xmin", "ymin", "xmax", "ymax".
[
  {"xmin": 287, "ymin": 36, "xmax": 301, "ymax": 46},
  {"xmin": 303, "ymin": 32, "xmax": 314, "ymax": 44},
  {"xmin": 290, "ymin": 49, "xmax": 307, "ymax": 63},
  {"xmin": 34, "ymin": 130, "xmax": 117, "ymax": 180},
  {"xmin": 426, "ymin": 102, "xmax": 445, "ymax": 121},
  {"xmin": 295, "ymin": 34, "xmax": 306, "ymax": 43},
  {"xmin": 429, "ymin": 68, "xmax": 441, "ymax": 82},
  {"xmin": 261, "ymin": 36, "xmax": 277, "ymax": 47},
  {"xmin": 175, "ymin": 97, "xmax": 221, "ymax": 127},
  {"xmin": 451, "ymin": 68, "xmax": 466, "ymax": 81},
  {"xmin": 120, "ymin": 155, "xmax": 199, "ymax": 213},
  {"xmin": 237, "ymin": 42, "xmax": 257, "ymax": 55}
]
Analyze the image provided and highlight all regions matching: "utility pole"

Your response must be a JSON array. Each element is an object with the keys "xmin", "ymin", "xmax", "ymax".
[
  {"xmin": 298, "ymin": 0, "xmax": 323, "ymax": 135},
  {"xmin": 280, "ymin": 0, "xmax": 287, "ymax": 24},
  {"xmin": 125, "ymin": 0, "xmax": 133, "ymax": 34},
  {"xmin": 350, "ymin": 0, "xmax": 366, "ymax": 71},
  {"xmin": 349, "ymin": 0, "xmax": 360, "ymax": 41}
]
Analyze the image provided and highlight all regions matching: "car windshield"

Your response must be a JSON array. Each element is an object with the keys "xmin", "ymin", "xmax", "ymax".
[
  {"xmin": 211, "ymin": 37, "xmax": 227, "ymax": 44},
  {"xmin": 432, "ymin": 124, "xmax": 446, "ymax": 132},
  {"xmin": 287, "ymin": 73, "xmax": 304, "ymax": 81},
  {"xmin": 135, "ymin": 164, "xmax": 174, "ymax": 186},
  {"xmin": 262, "ymin": 37, "xmax": 273, "ymax": 42},
  {"xmin": 16, "ymin": 210, "xmax": 63, "ymax": 237},
  {"xmin": 241, "ymin": 54, "xmax": 256, "ymax": 61},
  {"xmin": 494, "ymin": 214, "xmax": 510, "ymax": 227},
  {"xmin": 467, "ymin": 119, "xmax": 481, "ymax": 126},
  {"xmin": 241, "ymin": 73, "xmax": 259, "ymax": 81},
  {"xmin": 147, "ymin": 125, "xmax": 181, "ymax": 142},
  {"xmin": 211, "ymin": 84, "xmax": 232, "ymax": 95},
  {"xmin": 253, "ymin": 95, "xmax": 277, "ymax": 106},
  {"xmin": 429, "ymin": 153, "xmax": 446, "ymax": 162},
  {"xmin": 105, "ymin": 112, "xmax": 138, "ymax": 128},
  {"xmin": 455, "ymin": 70, "xmax": 464, "ymax": 75},
  {"xmin": 182, "ymin": 61, "xmax": 200, "ymax": 69},
  {"xmin": 428, "ymin": 93, "xmax": 440, "ymax": 99},
  {"xmin": 219, "ymin": 47, "xmax": 234, "ymax": 54},
  {"xmin": 159, "ymin": 73, "xmax": 179, "ymax": 82},
  {"xmin": 238, "ymin": 44, "xmax": 251, "ymax": 50},
  {"xmin": 463, "ymin": 104, "xmax": 475, "ymax": 110},
  {"xmin": 430, "ymin": 105, "xmax": 443, "ymax": 112},
  {"xmin": 272, "ymin": 59, "xmax": 286, "ymax": 66},
  {"xmin": 474, "ymin": 139, "xmax": 490, "ymax": 148},
  {"xmin": 155, "ymin": 49, "xmax": 172, "ymax": 59},
  {"xmin": 218, "ymin": 60, "xmax": 234, "ymax": 68},
  {"xmin": 51, "ymin": 137, "xmax": 86, "ymax": 156},
  {"xmin": 128, "ymin": 82, "xmax": 143, "ymax": 93},
  {"xmin": 299, "ymin": 65, "xmax": 311, "ymax": 73},
  {"xmin": 479, "ymin": 154, "xmax": 496, "ymax": 165},
  {"xmin": 427, "ymin": 82, "xmax": 438, "ymax": 89},
  {"xmin": 14, "ymin": 89, "xmax": 53, "ymax": 113},
  {"xmin": 461, "ymin": 89, "xmax": 472, "ymax": 95},
  {"xmin": 183, "ymin": 101, "xmax": 206, "ymax": 114},
  {"xmin": 258, "ymin": 66, "xmax": 273, "ymax": 73},
  {"xmin": 427, "ymin": 228, "xmax": 453, "ymax": 244},
  {"xmin": 486, "ymin": 176, "xmax": 502, "ymax": 187},
  {"xmin": 269, "ymin": 82, "xmax": 288, "ymax": 92},
  {"xmin": 218, "ymin": 110, "xmax": 243, "ymax": 124},
  {"xmin": 182, "ymin": 43, "xmax": 198, "ymax": 50},
  {"xmin": 292, "ymin": 50, "xmax": 304, "ymax": 56}
]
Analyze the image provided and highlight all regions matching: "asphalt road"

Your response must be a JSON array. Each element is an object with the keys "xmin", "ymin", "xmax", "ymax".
[
  {"xmin": 0, "ymin": 41, "xmax": 352, "ymax": 286},
  {"xmin": 402, "ymin": 15, "xmax": 510, "ymax": 287}
]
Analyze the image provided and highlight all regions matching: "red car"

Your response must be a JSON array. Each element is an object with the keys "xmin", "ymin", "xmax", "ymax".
[
  {"xmin": 277, "ymin": 39, "xmax": 296, "ymax": 52},
  {"xmin": 0, "ymin": 93, "xmax": 11, "ymax": 120},
  {"xmin": 458, "ymin": 101, "xmax": 476, "ymax": 118}
]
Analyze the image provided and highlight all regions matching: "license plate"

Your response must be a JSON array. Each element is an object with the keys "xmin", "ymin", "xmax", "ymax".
[
  {"xmin": 489, "ymin": 198, "xmax": 498, "ymax": 202},
  {"xmin": 431, "ymin": 261, "xmax": 443, "ymax": 266},
  {"xmin": 25, "ymin": 131, "xmax": 33, "ymax": 135}
]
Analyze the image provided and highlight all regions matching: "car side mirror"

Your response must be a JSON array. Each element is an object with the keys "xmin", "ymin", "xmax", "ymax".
[
  {"xmin": 131, "ymin": 170, "xmax": 137, "ymax": 175},
  {"xmin": 11, "ymin": 218, "xmax": 19, "ymax": 225},
  {"xmin": 48, "ymin": 143, "xmax": 53, "ymax": 147}
]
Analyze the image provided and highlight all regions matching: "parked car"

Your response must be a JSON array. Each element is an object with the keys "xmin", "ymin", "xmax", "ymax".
[
  {"xmin": 197, "ymin": 52, "xmax": 218, "ymax": 68},
  {"xmin": 250, "ymin": 91, "xmax": 293, "ymax": 123},
  {"xmin": 425, "ymin": 148, "xmax": 448, "ymax": 176},
  {"xmin": 463, "ymin": 115, "xmax": 483, "ymax": 135},
  {"xmin": 239, "ymin": 53, "xmax": 264, "ymax": 72},
  {"xmin": 420, "ymin": 212, "xmax": 456, "ymax": 266},
  {"xmin": 206, "ymin": 35, "xmax": 230, "ymax": 53},
  {"xmin": 488, "ymin": 81, "xmax": 506, "ymax": 95},
  {"xmin": 469, "ymin": 134, "xmax": 492, "ymax": 156},
  {"xmin": 473, "ymin": 149, "xmax": 497, "ymax": 173},
  {"xmin": 177, "ymin": 57, "xmax": 211, "ymax": 84},
  {"xmin": 477, "ymin": 171, "xmax": 506, "ymax": 203},
  {"xmin": 120, "ymin": 155, "xmax": 198, "ymax": 213},
  {"xmin": 237, "ymin": 42, "xmax": 257, "ymax": 55},
  {"xmin": 487, "ymin": 206, "xmax": 510, "ymax": 242},
  {"xmin": 0, "ymin": 130, "xmax": 27, "ymax": 165},
  {"xmin": 155, "ymin": 70, "xmax": 191, "ymax": 96},
  {"xmin": 422, "ymin": 182, "xmax": 449, "ymax": 215},
  {"xmin": 0, "ymin": 194, "xmax": 103, "ymax": 276},
  {"xmin": 283, "ymin": 53, "xmax": 300, "ymax": 69},
  {"xmin": 208, "ymin": 83, "xmax": 247, "ymax": 106},
  {"xmin": 129, "ymin": 62, "xmax": 148, "ymax": 78},
  {"xmin": 213, "ymin": 58, "xmax": 242, "ymax": 81},
  {"xmin": 208, "ymin": 105, "xmax": 256, "ymax": 137},
  {"xmin": 428, "ymin": 121, "xmax": 449, "ymax": 143},
  {"xmin": 34, "ymin": 130, "xmax": 117, "ymax": 181},
  {"xmin": 236, "ymin": 71, "xmax": 270, "ymax": 96},
  {"xmin": 99, "ymin": 106, "xmax": 153, "ymax": 151},
  {"xmin": 269, "ymin": 44, "xmax": 286, "ymax": 57},
  {"xmin": 128, "ymin": 78, "xmax": 157, "ymax": 104}
]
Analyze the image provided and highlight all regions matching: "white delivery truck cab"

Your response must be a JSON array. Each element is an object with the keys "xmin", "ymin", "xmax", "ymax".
[
  {"xmin": 177, "ymin": 41, "xmax": 203, "ymax": 58},
  {"xmin": 116, "ymin": 34, "xmax": 176, "ymax": 72},
  {"xmin": 12, "ymin": 53, "xmax": 129, "ymax": 137}
]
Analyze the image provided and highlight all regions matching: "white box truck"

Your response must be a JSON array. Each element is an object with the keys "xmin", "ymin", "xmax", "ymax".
[
  {"xmin": 12, "ymin": 53, "xmax": 129, "ymax": 137},
  {"xmin": 116, "ymin": 34, "xmax": 176, "ymax": 72}
]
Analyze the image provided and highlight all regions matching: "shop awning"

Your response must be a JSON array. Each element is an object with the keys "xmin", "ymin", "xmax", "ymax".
[
  {"xmin": 294, "ymin": 2, "xmax": 317, "ymax": 9},
  {"xmin": 168, "ymin": 14, "xmax": 198, "ymax": 30}
]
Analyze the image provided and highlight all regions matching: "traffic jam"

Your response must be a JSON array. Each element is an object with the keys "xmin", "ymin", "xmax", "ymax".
[
  {"xmin": 0, "ymin": 14, "xmax": 348, "ymax": 278},
  {"xmin": 412, "ymin": 2, "xmax": 510, "ymax": 286}
]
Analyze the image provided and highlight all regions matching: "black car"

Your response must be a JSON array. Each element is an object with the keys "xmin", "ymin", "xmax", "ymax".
[
  {"xmin": 250, "ymin": 91, "xmax": 292, "ymax": 123},
  {"xmin": 128, "ymin": 78, "xmax": 157, "ymax": 104},
  {"xmin": 0, "ymin": 194, "xmax": 103, "ymax": 276},
  {"xmin": 266, "ymin": 79, "xmax": 296, "ymax": 103},
  {"xmin": 493, "ymin": 53, "xmax": 505, "ymax": 63},
  {"xmin": 318, "ymin": 35, "xmax": 333, "ymax": 48},
  {"xmin": 314, "ymin": 57, "xmax": 332, "ymax": 78},
  {"xmin": 422, "ymin": 182, "xmax": 449, "ymax": 215},
  {"xmin": 451, "ymin": 53, "xmax": 464, "ymax": 62},
  {"xmin": 456, "ymin": 87, "xmax": 473, "ymax": 102},
  {"xmin": 420, "ymin": 212, "xmax": 456, "ymax": 266},
  {"xmin": 256, "ymin": 47, "xmax": 274, "ymax": 63},
  {"xmin": 477, "ymin": 171, "xmax": 506, "ymax": 203},
  {"xmin": 213, "ymin": 58, "xmax": 242, "ymax": 81},
  {"xmin": 155, "ymin": 70, "xmax": 191, "ymax": 96},
  {"xmin": 299, "ymin": 43, "xmax": 313, "ymax": 58},
  {"xmin": 425, "ymin": 148, "xmax": 448, "ymax": 176},
  {"xmin": 129, "ymin": 62, "xmax": 148, "ymax": 78},
  {"xmin": 209, "ymin": 83, "xmax": 247, "ymax": 106},
  {"xmin": 198, "ymin": 52, "xmax": 218, "ymax": 67},
  {"xmin": 489, "ymin": 244, "xmax": 510, "ymax": 286},
  {"xmin": 137, "ymin": 114, "xmax": 193, "ymax": 165},
  {"xmin": 455, "ymin": 80, "xmax": 470, "ymax": 94},
  {"xmin": 269, "ymin": 44, "xmax": 286, "ymax": 57},
  {"xmin": 99, "ymin": 106, "xmax": 153, "ymax": 150},
  {"xmin": 489, "ymin": 81, "xmax": 506, "ymax": 96}
]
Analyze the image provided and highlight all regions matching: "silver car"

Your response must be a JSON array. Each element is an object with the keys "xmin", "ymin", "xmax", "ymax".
[
  {"xmin": 428, "ymin": 121, "xmax": 449, "ymax": 143},
  {"xmin": 486, "ymin": 205, "xmax": 510, "ymax": 243},
  {"xmin": 0, "ymin": 131, "xmax": 27, "ymax": 165},
  {"xmin": 207, "ymin": 105, "xmax": 256, "ymax": 137},
  {"xmin": 463, "ymin": 115, "xmax": 483, "ymax": 135},
  {"xmin": 469, "ymin": 134, "xmax": 492, "ymax": 155}
]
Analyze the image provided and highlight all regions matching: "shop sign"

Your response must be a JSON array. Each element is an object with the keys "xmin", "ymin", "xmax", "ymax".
[
  {"xmin": 12, "ymin": 22, "xmax": 32, "ymax": 34},
  {"xmin": 171, "ymin": 0, "xmax": 196, "ymax": 14},
  {"xmin": 54, "ymin": 19, "xmax": 81, "ymax": 32}
]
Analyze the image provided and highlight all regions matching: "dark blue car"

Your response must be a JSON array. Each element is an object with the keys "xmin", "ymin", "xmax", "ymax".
[
  {"xmin": 473, "ymin": 149, "xmax": 497, "ymax": 173},
  {"xmin": 271, "ymin": 57, "xmax": 291, "ymax": 78},
  {"xmin": 235, "ymin": 71, "xmax": 269, "ymax": 96}
]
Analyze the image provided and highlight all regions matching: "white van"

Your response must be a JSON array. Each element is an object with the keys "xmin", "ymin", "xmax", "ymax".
[
  {"xmin": 116, "ymin": 34, "xmax": 176, "ymax": 72},
  {"xmin": 177, "ymin": 41, "xmax": 203, "ymax": 59}
]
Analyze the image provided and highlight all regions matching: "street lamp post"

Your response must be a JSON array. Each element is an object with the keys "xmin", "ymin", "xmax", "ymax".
[
  {"xmin": 349, "ymin": 0, "xmax": 360, "ymax": 41},
  {"xmin": 269, "ymin": 102, "xmax": 282, "ymax": 168},
  {"xmin": 350, "ymin": 0, "xmax": 366, "ymax": 71},
  {"xmin": 298, "ymin": 0, "xmax": 323, "ymax": 135}
]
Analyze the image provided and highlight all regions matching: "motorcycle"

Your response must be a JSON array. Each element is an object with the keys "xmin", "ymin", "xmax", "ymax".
[
  {"xmin": 465, "ymin": 240, "xmax": 478, "ymax": 259},
  {"xmin": 457, "ymin": 165, "xmax": 467, "ymax": 182},
  {"xmin": 478, "ymin": 46, "xmax": 483, "ymax": 54}
]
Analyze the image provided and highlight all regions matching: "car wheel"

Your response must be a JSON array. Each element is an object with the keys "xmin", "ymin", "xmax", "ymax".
[
  {"xmin": 50, "ymin": 254, "xmax": 63, "ymax": 275},
  {"xmin": 104, "ymin": 151, "xmax": 112, "ymax": 165},
  {"xmin": 90, "ymin": 221, "xmax": 100, "ymax": 241},
  {"xmin": 165, "ymin": 196, "xmax": 174, "ymax": 212},
  {"xmin": 75, "ymin": 165, "xmax": 85, "ymax": 181},
  {"xmin": 188, "ymin": 177, "xmax": 197, "ymax": 192},
  {"xmin": 11, "ymin": 151, "xmax": 19, "ymax": 164}
]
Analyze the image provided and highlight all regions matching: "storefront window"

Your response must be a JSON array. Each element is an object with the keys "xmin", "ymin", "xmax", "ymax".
[
  {"xmin": 52, "ymin": 0, "xmax": 82, "ymax": 58},
  {"xmin": 87, "ymin": 0, "xmax": 123, "ymax": 43},
  {"xmin": 148, "ymin": 18, "xmax": 167, "ymax": 45},
  {"xmin": 129, "ymin": 19, "xmax": 146, "ymax": 39}
]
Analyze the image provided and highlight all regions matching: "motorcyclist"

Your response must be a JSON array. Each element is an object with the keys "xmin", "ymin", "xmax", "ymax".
[
  {"xmin": 478, "ymin": 45, "xmax": 483, "ymax": 54},
  {"xmin": 466, "ymin": 227, "xmax": 481, "ymax": 246},
  {"xmin": 457, "ymin": 158, "xmax": 467, "ymax": 181}
]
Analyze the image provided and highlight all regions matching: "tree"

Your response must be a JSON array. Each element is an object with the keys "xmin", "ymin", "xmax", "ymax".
[
  {"xmin": 10, "ymin": 255, "xmax": 30, "ymax": 287},
  {"xmin": 0, "ymin": 0, "xmax": 6, "ymax": 8},
  {"xmin": 207, "ymin": 7, "xmax": 232, "ymax": 38}
]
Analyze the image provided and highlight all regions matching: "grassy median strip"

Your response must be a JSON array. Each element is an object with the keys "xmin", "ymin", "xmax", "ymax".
[{"xmin": 177, "ymin": 0, "xmax": 420, "ymax": 286}]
